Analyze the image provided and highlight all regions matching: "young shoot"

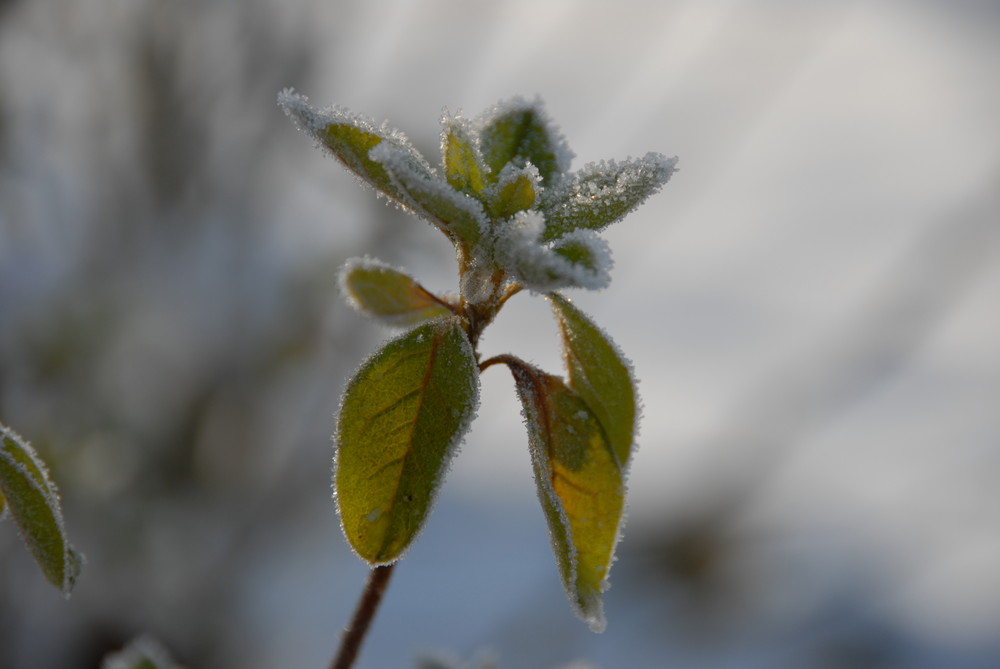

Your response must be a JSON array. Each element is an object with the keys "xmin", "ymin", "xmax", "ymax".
[{"xmin": 279, "ymin": 91, "xmax": 676, "ymax": 664}]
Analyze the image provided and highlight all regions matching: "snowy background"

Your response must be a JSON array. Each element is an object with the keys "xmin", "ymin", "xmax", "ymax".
[{"xmin": 1, "ymin": 0, "xmax": 999, "ymax": 667}]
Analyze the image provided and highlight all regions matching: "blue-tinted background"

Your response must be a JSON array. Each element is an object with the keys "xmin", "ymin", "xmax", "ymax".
[{"xmin": 2, "ymin": 1, "xmax": 999, "ymax": 667}]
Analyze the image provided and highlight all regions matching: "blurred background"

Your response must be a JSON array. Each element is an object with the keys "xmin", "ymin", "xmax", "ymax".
[{"xmin": 1, "ymin": 0, "xmax": 998, "ymax": 667}]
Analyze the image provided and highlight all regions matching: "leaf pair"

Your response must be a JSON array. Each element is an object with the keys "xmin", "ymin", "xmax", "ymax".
[{"xmin": 0, "ymin": 423, "xmax": 83, "ymax": 596}]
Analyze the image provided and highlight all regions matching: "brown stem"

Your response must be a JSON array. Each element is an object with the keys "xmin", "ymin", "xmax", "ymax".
[
  {"xmin": 330, "ymin": 564, "xmax": 396, "ymax": 669},
  {"xmin": 478, "ymin": 353, "xmax": 526, "ymax": 374}
]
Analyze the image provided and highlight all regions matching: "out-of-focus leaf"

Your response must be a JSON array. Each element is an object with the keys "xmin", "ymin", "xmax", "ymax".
[
  {"xmin": 504, "ymin": 359, "xmax": 623, "ymax": 632},
  {"xmin": 101, "ymin": 635, "xmax": 183, "ymax": 669},
  {"xmin": 478, "ymin": 98, "xmax": 571, "ymax": 188},
  {"xmin": 370, "ymin": 142, "xmax": 486, "ymax": 247},
  {"xmin": 487, "ymin": 164, "xmax": 539, "ymax": 219},
  {"xmin": 540, "ymin": 153, "xmax": 677, "ymax": 241},
  {"xmin": 0, "ymin": 423, "xmax": 83, "ymax": 596},
  {"xmin": 442, "ymin": 115, "xmax": 487, "ymax": 196},
  {"xmin": 340, "ymin": 257, "xmax": 454, "ymax": 326},
  {"xmin": 336, "ymin": 317, "xmax": 479, "ymax": 564},
  {"xmin": 549, "ymin": 294, "xmax": 637, "ymax": 466}
]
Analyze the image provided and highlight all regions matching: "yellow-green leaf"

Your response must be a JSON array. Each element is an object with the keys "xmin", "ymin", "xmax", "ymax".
[
  {"xmin": 504, "ymin": 359, "xmax": 623, "ymax": 632},
  {"xmin": 442, "ymin": 116, "xmax": 487, "ymax": 195},
  {"xmin": 549, "ymin": 294, "xmax": 637, "ymax": 466},
  {"xmin": 278, "ymin": 90, "xmax": 434, "ymax": 210},
  {"xmin": 487, "ymin": 164, "xmax": 538, "ymax": 219},
  {"xmin": 320, "ymin": 122, "xmax": 402, "ymax": 195},
  {"xmin": 336, "ymin": 317, "xmax": 479, "ymax": 564},
  {"xmin": 279, "ymin": 91, "xmax": 485, "ymax": 248},
  {"xmin": 341, "ymin": 258, "xmax": 453, "ymax": 326},
  {"xmin": 370, "ymin": 142, "xmax": 486, "ymax": 247},
  {"xmin": 0, "ymin": 424, "xmax": 83, "ymax": 596}
]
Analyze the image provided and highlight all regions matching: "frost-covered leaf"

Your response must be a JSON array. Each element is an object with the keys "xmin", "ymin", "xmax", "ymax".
[
  {"xmin": 540, "ymin": 153, "xmax": 677, "ymax": 241},
  {"xmin": 549, "ymin": 294, "xmax": 637, "ymax": 466},
  {"xmin": 504, "ymin": 360, "xmax": 624, "ymax": 632},
  {"xmin": 0, "ymin": 423, "xmax": 83, "ymax": 596},
  {"xmin": 335, "ymin": 317, "xmax": 479, "ymax": 564},
  {"xmin": 487, "ymin": 163, "xmax": 540, "ymax": 219},
  {"xmin": 442, "ymin": 113, "xmax": 488, "ymax": 196},
  {"xmin": 495, "ymin": 213, "xmax": 611, "ymax": 292},
  {"xmin": 551, "ymin": 231, "xmax": 612, "ymax": 280},
  {"xmin": 477, "ymin": 98, "xmax": 572, "ymax": 189},
  {"xmin": 370, "ymin": 142, "xmax": 486, "ymax": 247},
  {"xmin": 340, "ymin": 257, "xmax": 454, "ymax": 327},
  {"xmin": 280, "ymin": 90, "xmax": 486, "ymax": 248},
  {"xmin": 278, "ymin": 89, "xmax": 428, "ymax": 205},
  {"xmin": 101, "ymin": 635, "xmax": 183, "ymax": 669}
]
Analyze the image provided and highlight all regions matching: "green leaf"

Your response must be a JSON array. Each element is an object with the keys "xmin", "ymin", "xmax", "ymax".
[
  {"xmin": 549, "ymin": 294, "xmax": 637, "ymax": 467},
  {"xmin": 341, "ymin": 257, "xmax": 454, "ymax": 326},
  {"xmin": 487, "ymin": 164, "xmax": 539, "ymax": 219},
  {"xmin": 442, "ymin": 115, "xmax": 488, "ymax": 195},
  {"xmin": 504, "ymin": 359, "xmax": 624, "ymax": 632},
  {"xmin": 335, "ymin": 317, "xmax": 479, "ymax": 564},
  {"xmin": 540, "ymin": 153, "xmax": 677, "ymax": 241},
  {"xmin": 370, "ymin": 142, "xmax": 485, "ymax": 247},
  {"xmin": 0, "ymin": 423, "xmax": 83, "ymax": 596},
  {"xmin": 478, "ymin": 98, "xmax": 571, "ymax": 189}
]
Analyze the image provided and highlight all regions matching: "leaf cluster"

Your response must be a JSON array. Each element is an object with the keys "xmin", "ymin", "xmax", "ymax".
[{"xmin": 279, "ymin": 92, "xmax": 675, "ymax": 631}]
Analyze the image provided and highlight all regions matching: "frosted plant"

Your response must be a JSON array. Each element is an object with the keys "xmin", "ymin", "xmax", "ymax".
[{"xmin": 279, "ymin": 91, "xmax": 675, "ymax": 668}]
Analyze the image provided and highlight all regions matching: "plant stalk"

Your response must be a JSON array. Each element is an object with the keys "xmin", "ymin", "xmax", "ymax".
[{"xmin": 330, "ymin": 564, "xmax": 396, "ymax": 669}]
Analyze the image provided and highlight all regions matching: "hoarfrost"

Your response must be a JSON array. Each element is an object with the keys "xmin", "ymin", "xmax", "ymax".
[
  {"xmin": 458, "ymin": 254, "xmax": 496, "ymax": 305},
  {"xmin": 440, "ymin": 109, "xmax": 490, "ymax": 193},
  {"xmin": 473, "ymin": 96, "xmax": 574, "ymax": 189},
  {"xmin": 278, "ymin": 88, "xmax": 416, "ymax": 158},
  {"xmin": 487, "ymin": 162, "xmax": 543, "ymax": 219},
  {"xmin": 541, "ymin": 153, "xmax": 677, "ymax": 241},
  {"xmin": 369, "ymin": 141, "xmax": 488, "ymax": 245},
  {"xmin": 494, "ymin": 212, "xmax": 612, "ymax": 292},
  {"xmin": 279, "ymin": 89, "xmax": 445, "ymax": 221}
]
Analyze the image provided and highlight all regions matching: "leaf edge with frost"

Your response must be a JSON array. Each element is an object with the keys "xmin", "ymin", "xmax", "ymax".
[{"xmin": 0, "ymin": 423, "xmax": 84, "ymax": 597}]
